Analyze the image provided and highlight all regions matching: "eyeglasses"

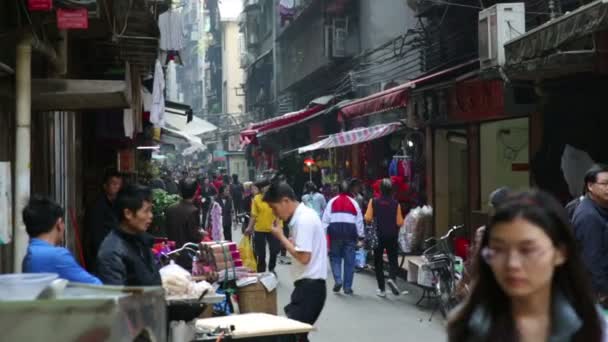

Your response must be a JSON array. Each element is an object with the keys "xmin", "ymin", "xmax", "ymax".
[
  {"xmin": 480, "ymin": 246, "xmax": 548, "ymax": 267},
  {"xmin": 594, "ymin": 182, "xmax": 608, "ymax": 187}
]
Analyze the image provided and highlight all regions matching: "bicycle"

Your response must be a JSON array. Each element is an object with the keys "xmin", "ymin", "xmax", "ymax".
[{"xmin": 422, "ymin": 224, "xmax": 464, "ymax": 320}]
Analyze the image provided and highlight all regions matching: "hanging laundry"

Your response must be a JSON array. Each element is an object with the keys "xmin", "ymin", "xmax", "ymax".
[
  {"xmin": 150, "ymin": 60, "xmax": 165, "ymax": 128},
  {"xmin": 389, "ymin": 159, "xmax": 398, "ymax": 176},
  {"xmin": 159, "ymin": 9, "xmax": 185, "ymax": 64}
]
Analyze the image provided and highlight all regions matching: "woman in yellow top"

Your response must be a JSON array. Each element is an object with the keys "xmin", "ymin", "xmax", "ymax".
[
  {"xmin": 364, "ymin": 179, "xmax": 405, "ymax": 298},
  {"xmin": 246, "ymin": 180, "xmax": 282, "ymax": 273}
]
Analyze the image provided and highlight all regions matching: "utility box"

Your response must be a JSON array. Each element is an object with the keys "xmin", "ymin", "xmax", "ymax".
[{"xmin": 479, "ymin": 3, "xmax": 525, "ymax": 69}]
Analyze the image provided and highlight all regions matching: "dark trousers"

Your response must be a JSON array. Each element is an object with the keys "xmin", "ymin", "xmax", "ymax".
[
  {"xmin": 374, "ymin": 235, "xmax": 399, "ymax": 291},
  {"xmin": 285, "ymin": 279, "xmax": 327, "ymax": 342},
  {"xmin": 223, "ymin": 223, "xmax": 232, "ymax": 241},
  {"xmin": 253, "ymin": 231, "xmax": 280, "ymax": 272}
]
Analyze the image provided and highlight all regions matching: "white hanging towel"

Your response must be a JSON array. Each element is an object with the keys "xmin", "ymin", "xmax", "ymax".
[
  {"xmin": 159, "ymin": 10, "xmax": 185, "ymax": 51},
  {"xmin": 150, "ymin": 60, "xmax": 166, "ymax": 128}
]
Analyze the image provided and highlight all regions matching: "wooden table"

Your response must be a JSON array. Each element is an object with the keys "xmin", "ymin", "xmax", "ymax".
[{"xmin": 195, "ymin": 313, "xmax": 314, "ymax": 340}]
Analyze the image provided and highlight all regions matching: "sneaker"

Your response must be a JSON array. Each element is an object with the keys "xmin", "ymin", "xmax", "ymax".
[
  {"xmin": 333, "ymin": 284, "xmax": 342, "ymax": 293},
  {"xmin": 376, "ymin": 289, "xmax": 387, "ymax": 298},
  {"xmin": 344, "ymin": 288, "xmax": 354, "ymax": 295},
  {"xmin": 387, "ymin": 279, "xmax": 401, "ymax": 296}
]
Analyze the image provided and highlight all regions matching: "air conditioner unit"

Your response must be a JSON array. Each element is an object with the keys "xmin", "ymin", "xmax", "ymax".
[{"xmin": 478, "ymin": 3, "xmax": 525, "ymax": 69}]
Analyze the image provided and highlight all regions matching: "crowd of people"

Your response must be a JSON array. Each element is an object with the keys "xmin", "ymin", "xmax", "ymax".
[{"xmin": 17, "ymin": 162, "xmax": 608, "ymax": 341}]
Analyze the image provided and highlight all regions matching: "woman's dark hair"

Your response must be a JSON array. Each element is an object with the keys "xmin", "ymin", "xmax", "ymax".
[
  {"xmin": 304, "ymin": 181, "xmax": 317, "ymax": 194},
  {"xmin": 115, "ymin": 184, "xmax": 153, "ymax": 221},
  {"xmin": 448, "ymin": 190, "xmax": 603, "ymax": 342},
  {"xmin": 380, "ymin": 178, "xmax": 393, "ymax": 197},
  {"xmin": 489, "ymin": 187, "xmax": 511, "ymax": 208}
]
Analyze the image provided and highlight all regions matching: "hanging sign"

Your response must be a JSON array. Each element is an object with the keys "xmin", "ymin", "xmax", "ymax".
[
  {"xmin": 28, "ymin": 0, "xmax": 53, "ymax": 11},
  {"xmin": 57, "ymin": 8, "xmax": 89, "ymax": 30}
]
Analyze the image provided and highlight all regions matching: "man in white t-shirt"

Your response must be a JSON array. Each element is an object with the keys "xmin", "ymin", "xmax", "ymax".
[{"xmin": 263, "ymin": 181, "xmax": 328, "ymax": 339}]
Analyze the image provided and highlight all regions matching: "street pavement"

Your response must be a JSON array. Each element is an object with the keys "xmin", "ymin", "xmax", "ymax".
[{"xmin": 273, "ymin": 260, "xmax": 447, "ymax": 341}]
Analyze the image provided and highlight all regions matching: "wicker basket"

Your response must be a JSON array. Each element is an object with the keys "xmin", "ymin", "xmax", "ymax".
[{"xmin": 237, "ymin": 282, "xmax": 277, "ymax": 315}]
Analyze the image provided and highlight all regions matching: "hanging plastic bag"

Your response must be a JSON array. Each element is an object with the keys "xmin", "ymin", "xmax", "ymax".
[
  {"xmin": 355, "ymin": 248, "xmax": 367, "ymax": 269},
  {"xmin": 238, "ymin": 235, "xmax": 257, "ymax": 271}
]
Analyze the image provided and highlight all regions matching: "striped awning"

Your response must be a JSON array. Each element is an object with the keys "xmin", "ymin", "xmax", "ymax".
[{"xmin": 298, "ymin": 122, "xmax": 403, "ymax": 154}]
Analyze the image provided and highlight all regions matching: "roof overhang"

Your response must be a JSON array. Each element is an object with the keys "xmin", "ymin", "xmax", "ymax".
[
  {"xmin": 505, "ymin": 0, "xmax": 608, "ymax": 66},
  {"xmin": 32, "ymin": 79, "xmax": 129, "ymax": 111}
]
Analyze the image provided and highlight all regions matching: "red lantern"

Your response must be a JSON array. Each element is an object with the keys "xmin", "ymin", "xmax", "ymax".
[{"xmin": 303, "ymin": 158, "xmax": 315, "ymax": 166}]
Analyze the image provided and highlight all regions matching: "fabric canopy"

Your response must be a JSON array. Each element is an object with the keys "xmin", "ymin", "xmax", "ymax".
[
  {"xmin": 165, "ymin": 113, "xmax": 217, "ymax": 136},
  {"xmin": 298, "ymin": 122, "xmax": 403, "ymax": 154},
  {"xmin": 250, "ymin": 104, "xmax": 326, "ymax": 134},
  {"xmin": 505, "ymin": 0, "xmax": 608, "ymax": 65},
  {"xmin": 338, "ymin": 59, "xmax": 479, "ymax": 120}
]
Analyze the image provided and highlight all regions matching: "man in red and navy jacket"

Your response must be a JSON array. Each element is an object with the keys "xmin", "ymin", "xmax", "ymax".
[{"xmin": 322, "ymin": 180, "xmax": 364, "ymax": 295}]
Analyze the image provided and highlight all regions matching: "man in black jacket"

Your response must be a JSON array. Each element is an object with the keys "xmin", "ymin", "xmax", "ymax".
[
  {"xmin": 85, "ymin": 171, "xmax": 122, "ymax": 272},
  {"xmin": 573, "ymin": 164, "xmax": 608, "ymax": 301},
  {"xmin": 166, "ymin": 178, "xmax": 202, "ymax": 247},
  {"xmin": 96, "ymin": 184, "xmax": 161, "ymax": 286}
]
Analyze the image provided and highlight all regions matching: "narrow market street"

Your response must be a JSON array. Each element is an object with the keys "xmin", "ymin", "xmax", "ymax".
[
  {"xmin": 234, "ymin": 229, "xmax": 447, "ymax": 341},
  {"xmin": 275, "ymin": 263, "xmax": 446, "ymax": 341}
]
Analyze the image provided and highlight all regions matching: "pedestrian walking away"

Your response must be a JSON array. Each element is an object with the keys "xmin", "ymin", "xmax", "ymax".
[
  {"xmin": 364, "ymin": 178, "xmax": 405, "ymax": 297},
  {"xmin": 245, "ymin": 180, "xmax": 282, "ymax": 273},
  {"xmin": 264, "ymin": 181, "xmax": 328, "ymax": 342},
  {"xmin": 323, "ymin": 180, "xmax": 364, "ymax": 295},
  {"xmin": 218, "ymin": 184, "xmax": 234, "ymax": 241},
  {"xmin": 448, "ymin": 190, "xmax": 608, "ymax": 342}
]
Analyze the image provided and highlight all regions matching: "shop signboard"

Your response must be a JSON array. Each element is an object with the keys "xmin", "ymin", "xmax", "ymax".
[
  {"xmin": 28, "ymin": 0, "xmax": 52, "ymax": 11},
  {"xmin": 0, "ymin": 162, "xmax": 12, "ymax": 244},
  {"xmin": 57, "ymin": 8, "xmax": 89, "ymax": 30},
  {"xmin": 448, "ymin": 79, "xmax": 505, "ymax": 122},
  {"xmin": 117, "ymin": 149, "xmax": 135, "ymax": 173}
]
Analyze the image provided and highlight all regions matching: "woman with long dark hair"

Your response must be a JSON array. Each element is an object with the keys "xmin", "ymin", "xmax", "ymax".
[{"xmin": 448, "ymin": 190, "xmax": 606, "ymax": 342}]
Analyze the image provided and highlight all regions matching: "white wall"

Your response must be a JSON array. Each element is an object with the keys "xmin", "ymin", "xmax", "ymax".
[
  {"xmin": 480, "ymin": 118, "xmax": 530, "ymax": 211},
  {"xmin": 221, "ymin": 20, "xmax": 245, "ymax": 115}
]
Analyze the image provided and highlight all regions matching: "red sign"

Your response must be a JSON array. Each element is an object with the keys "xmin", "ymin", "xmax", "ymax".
[
  {"xmin": 448, "ymin": 79, "xmax": 505, "ymax": 122},
  {"xmin": 57, "ymin": 8, "xmax": 89, "ymax": 30},
  {"xmin": 28, "ymin": 0, "xmax": 52, "ymax": 11}
]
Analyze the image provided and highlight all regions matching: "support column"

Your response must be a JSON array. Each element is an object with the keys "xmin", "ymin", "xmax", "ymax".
[{"xmin": 14, "ymin": 32, "xmax": 32, "ymax": 271}]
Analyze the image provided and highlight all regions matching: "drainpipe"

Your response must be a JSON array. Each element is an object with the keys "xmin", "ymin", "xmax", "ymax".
[{"xmin": 13, "ymin": 32, "xmax": 32, "ymax": 272}]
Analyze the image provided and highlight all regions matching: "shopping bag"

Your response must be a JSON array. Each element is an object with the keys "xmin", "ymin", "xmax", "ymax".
[
  {"xmin": 238, "ymin": 236, "xmax": 257, "ymax": 271},
  {"xmin": 355, "ymin": 248, "xmax": 367, "ymax": 269}
]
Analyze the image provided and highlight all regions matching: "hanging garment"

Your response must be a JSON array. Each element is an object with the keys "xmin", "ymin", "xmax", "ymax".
[
  {"xmin": 150, "ymin": 60, "xmax": 165, "ymax": 128},
  {"xmin": 210, "ymin": 201, "xmax": 224, "ymax": 241},
  {"xmin": 159, "ymin": 10, "xmax": 185, "ymax": 52},
  {"xmin": 389, "ymin": 159, "xmax": 398, "ymax": 176}
]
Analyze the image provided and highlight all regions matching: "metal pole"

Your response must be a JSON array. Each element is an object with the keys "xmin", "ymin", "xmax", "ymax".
[
  {"xmin": 272, "ymin": 0, "xmax": 278, "ymax": 115},
  {"xmin": 14, "ymin": 32, "xmax": 32, "ymax": 272}
]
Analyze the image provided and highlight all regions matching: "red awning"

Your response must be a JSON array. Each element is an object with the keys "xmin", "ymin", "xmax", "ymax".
[
  {"xmin": 240, "ymin": 103, "xmax": 330, "ymax": 146},
  {"xmin": 339, "ymin": 59, "xmax": 479, "ymax": 120}
]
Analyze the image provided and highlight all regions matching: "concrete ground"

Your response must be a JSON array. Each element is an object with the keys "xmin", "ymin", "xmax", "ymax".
[{"xmin": 273, "ymin": 261, "xmax": 447, "ymax": 342}]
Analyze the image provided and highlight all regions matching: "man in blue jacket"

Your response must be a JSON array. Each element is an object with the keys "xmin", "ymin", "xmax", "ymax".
[
  {"xmin": 573, "ymin": 164, "xmax": 608, "ymax": 301},
  {"xmin": 22, "ymin": 195, "xmax": 102, "ymax": 284}
]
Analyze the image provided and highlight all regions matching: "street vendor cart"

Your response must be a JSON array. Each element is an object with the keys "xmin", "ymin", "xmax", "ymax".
[{"xmin": 193, "ymin": 313, "xmax": 314, "ymax": 341}]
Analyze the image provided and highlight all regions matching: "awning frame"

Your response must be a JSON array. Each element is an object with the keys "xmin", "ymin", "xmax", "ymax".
[{"xmin": 338, "ymin": 59, "xmax": 480, "ymax": 120}]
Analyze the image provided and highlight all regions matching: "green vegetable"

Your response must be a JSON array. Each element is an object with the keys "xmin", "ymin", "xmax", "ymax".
[{"xmin": 151, "ymin": 189, "xmax": 181, "ymax": 236}]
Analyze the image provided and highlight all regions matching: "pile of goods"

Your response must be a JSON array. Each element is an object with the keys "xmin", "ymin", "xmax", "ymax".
[
  {"xmin": 399, "ymin": 205, "xmax": 433, "ymax": 254},
  {"xmin": 160, "ymin": 263, "xmax": 215, "ymax": 299},
  {"xmin": 194, "ymin": 241, "xmax": 252, "ymax": 282}
]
